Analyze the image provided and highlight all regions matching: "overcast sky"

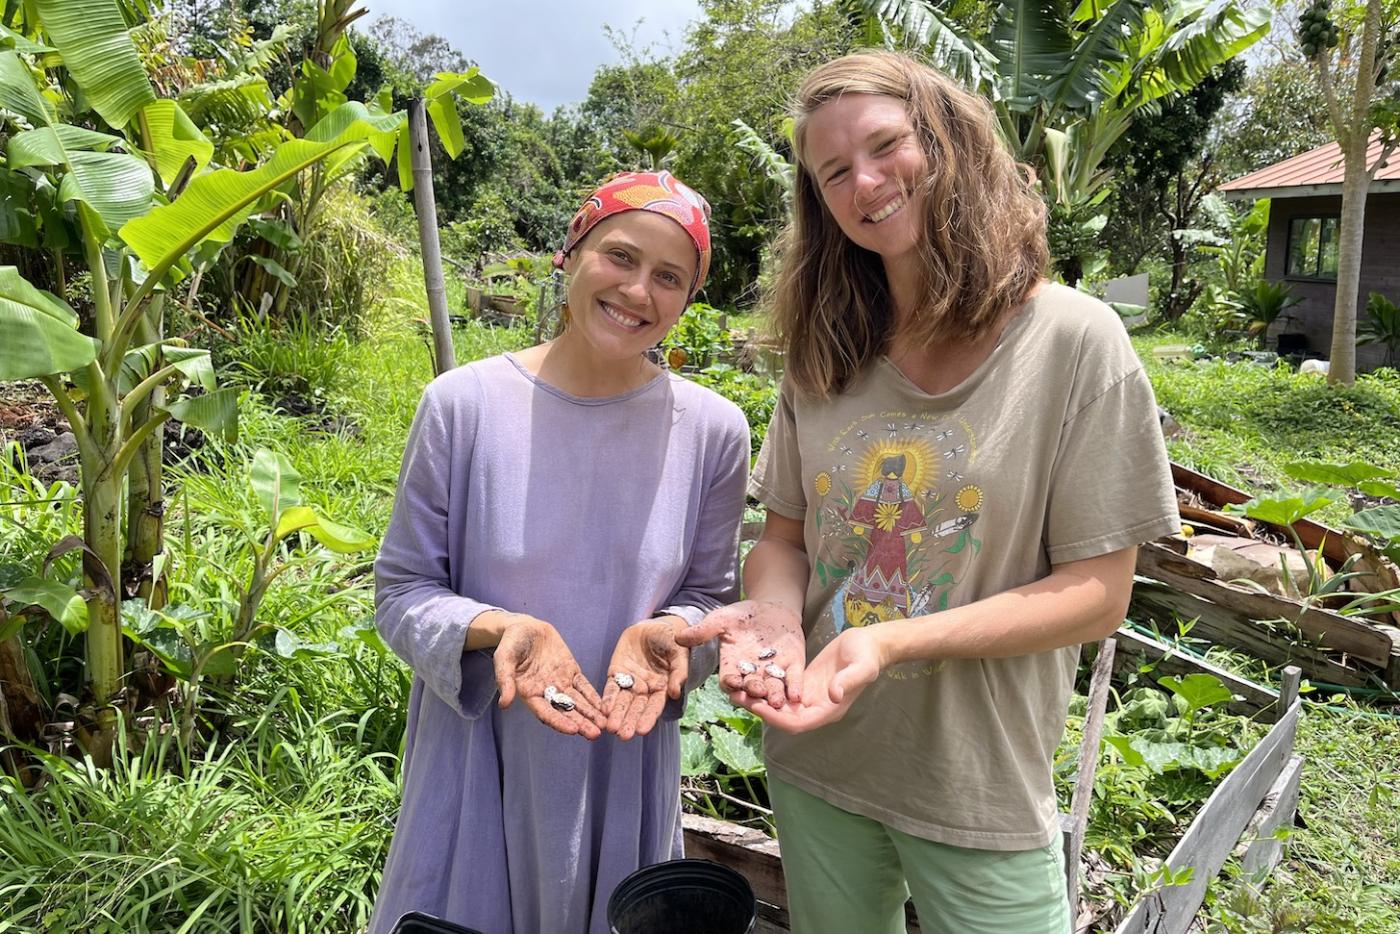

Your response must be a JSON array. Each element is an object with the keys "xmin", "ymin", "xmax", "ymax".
[{"xmin": 373, "ymin": 1, "xmax": 705, "ymax": 112}]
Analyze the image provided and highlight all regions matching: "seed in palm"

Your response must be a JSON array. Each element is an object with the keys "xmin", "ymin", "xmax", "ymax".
[
  {"xmin": 765, "ymin": 663, "xmax": 786, "ymax": 679},
  {"xmin": 738, "ymin": 661, "xmax": 757, "ymax": 675},
  {"xmin": 758, "ymin": 647, "xmax": 777, "ymax": 660},
  {"xmin": 549, "ymin": 690, "xmax": 577, "ymax": 712},
  {"xmin": 613, "ymin": 672, "xmax": 635, "ymax": 690}
]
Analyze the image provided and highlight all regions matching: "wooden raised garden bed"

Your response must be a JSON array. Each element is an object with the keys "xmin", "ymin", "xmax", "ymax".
[{"xmin": 1132, "ymin": 464, "xmax": 1400, "ymax": 690}]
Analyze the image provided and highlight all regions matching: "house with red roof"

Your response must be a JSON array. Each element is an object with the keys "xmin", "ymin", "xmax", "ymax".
[{"xmin": 1219, "ymin": 135, "xmax": 1399, "ymax": 371}]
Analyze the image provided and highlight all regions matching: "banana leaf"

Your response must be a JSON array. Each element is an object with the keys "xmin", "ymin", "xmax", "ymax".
[
  {"xmin": 35, "ymin": 0, "xmax": 156, "ymax": 130},
  {"xmin": 0, "ymin": 266, "xmax": 101, "ymax": 379}
]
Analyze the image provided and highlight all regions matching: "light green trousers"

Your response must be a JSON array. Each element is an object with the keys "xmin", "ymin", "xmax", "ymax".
[{"xmin": 770, "ymin": 776, "xmax": 1071, "ymax": 934}]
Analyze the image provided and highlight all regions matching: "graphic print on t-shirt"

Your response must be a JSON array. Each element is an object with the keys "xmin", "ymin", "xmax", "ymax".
[{"xmin": 810, "ymin": 411, "xmax": 982, "ymax": 679}]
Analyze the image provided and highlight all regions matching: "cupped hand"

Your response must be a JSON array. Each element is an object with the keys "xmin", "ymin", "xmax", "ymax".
[
  {"xmin": 493, "ymin": 615, "xmax": 606, "ymax": 739},
  {"xmin": 602, "ymin": 617, "xmax": 689, "ymax": 741},
  {"xmin": 749, "ymin": 626, "xmax": 883, "ymax": 733},
  {"xmin": 675, "ymin": 600, "xmax": 805, "ymax": 709}
]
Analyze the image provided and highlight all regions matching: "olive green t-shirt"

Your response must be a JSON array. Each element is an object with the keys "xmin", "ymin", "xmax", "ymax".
[{"xmin": 750, "ymin": 284, "xmax": 1179, "ymax": 851}]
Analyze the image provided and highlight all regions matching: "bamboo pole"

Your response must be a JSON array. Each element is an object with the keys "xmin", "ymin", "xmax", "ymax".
[{"xmin": 408, "ymin": 99, "xmax": 455, "ymax": 375}]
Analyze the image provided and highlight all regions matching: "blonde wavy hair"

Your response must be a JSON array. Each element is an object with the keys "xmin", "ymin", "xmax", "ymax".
[{"xmin": 771, "ymin": 50, "xmax": 1048, "ymax": 397}]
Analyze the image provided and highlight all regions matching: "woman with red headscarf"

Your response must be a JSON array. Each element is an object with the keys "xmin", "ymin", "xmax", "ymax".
[{"xmin": 371, "ymin": 171, "xmax": 749, "ymax": 934}]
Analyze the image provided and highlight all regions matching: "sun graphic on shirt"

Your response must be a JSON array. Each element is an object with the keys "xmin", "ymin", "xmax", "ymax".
[
  {"xmin": 813, "ymin": 471, "xmax": 832, "ymax": 497},
  {"xmin": 955, "ymin": 484, "xmax": 984, "ymax": 512},
  {"xmin": 855, "ymin": 439, "xmax": 936, "ymax": 490}
]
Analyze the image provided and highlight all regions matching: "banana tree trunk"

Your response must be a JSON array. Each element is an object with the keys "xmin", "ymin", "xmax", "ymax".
[
  {"xmin": 124, "ymin": 303, "xmax": 166, "ymax": 610},
  {"xmin": 1327, "ymin": 140, "xmax": 1371, "ymax": 386},
  {"xmin": 81, "ymin": 402, "xmax": 124, "ymax": 760}
]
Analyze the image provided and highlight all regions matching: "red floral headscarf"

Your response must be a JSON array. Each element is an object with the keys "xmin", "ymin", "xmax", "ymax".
[{"xmin": 553, "ymin": 170, "xmax": 712, "ymax": 297}]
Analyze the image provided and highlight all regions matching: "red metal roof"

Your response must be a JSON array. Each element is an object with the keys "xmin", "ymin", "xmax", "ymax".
[{"xmin": 1219, "ymin": 133, "xmax": 1399, "ymax": 198}]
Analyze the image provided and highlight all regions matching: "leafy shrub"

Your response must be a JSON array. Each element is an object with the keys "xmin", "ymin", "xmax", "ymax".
[
  {"xmin": 663, "ymin": 302, "xmax": 732, "ymax": 370},
  {"xmin": 1359, "ymin": 292, "xmax": 1400, "ymax": 366},
  {"xmin": 220, "ymin": 307, "xmax": 353, "ymax": 405},
  {"xmin": 689, "ymin": 363, "xmax": 778, "ymax": 456}
]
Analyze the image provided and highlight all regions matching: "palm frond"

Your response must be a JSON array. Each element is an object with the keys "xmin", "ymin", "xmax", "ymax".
[
  {"xmin": 990, "ymin": 0, "xmax": 1072, "ymax": 109},
  {"xmin": 732, "ymin": 118, "xmax": 794, "ymax": 208},
  {"xmin": 855, "ymin": 0, "xmax": 998, "ymax": 93}
]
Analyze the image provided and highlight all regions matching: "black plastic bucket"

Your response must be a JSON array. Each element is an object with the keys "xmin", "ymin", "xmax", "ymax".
[
  {"xmin": 608, "ymin": 858, "xmax": 757, "ymax": 934},
  {"xmin": 390, "ymin": 911, "xmax": 486, "ymax": 934}
]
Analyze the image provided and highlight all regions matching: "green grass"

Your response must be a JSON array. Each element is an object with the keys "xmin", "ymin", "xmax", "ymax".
[{"xmin": 1135, "ymin": 331, "xmax": 1400, "ymax": 525}]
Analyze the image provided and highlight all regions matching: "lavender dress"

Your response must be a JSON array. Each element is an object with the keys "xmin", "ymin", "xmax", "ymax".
[{"xmin": 369, "ymin": 354, "xmax": 749, "ymax": 934}]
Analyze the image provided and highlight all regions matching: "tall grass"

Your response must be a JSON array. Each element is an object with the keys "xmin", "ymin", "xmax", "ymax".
[{"xmin": 0, "ymin": 698, "xmax": 398, "ymax": 933}]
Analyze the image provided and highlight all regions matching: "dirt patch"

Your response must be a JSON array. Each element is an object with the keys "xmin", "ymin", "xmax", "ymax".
[{"xmin": 1, "ymin": 381, "xmax": 212, "ymax": 484}]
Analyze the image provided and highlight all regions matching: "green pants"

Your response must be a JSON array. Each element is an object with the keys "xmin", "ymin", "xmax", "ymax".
[{"xmin": 770, "ymin": 777, "xmax": 1071, "ymax": 934}]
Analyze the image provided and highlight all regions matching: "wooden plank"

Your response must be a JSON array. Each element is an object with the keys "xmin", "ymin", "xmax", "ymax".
[
  {"xmin": 1172, "ymin": 464, "xmax": 1346, "ymax": 565},
  {"xmin": 1137, "ymin": 543, "xmax": 1394, "ymax": 666},
  {"xmin": 1067, "ymin": 638, "xmax": 1117, "ymax": 926},
  {"xmin": 1111, "ymin": 627, "xmax": 1279, "ymax": 718},
  {"xmin": 1177, "ymin": 503, "xmax": 1254, "ymax": 538},
  {"xmin": 1130, "ymin": 581, "xmax": 1374, "ymax": 687},
  {"xmin": 756, "ymin": 902, "xmax": 789, "ymax": 934},
  {"xmin": 1114, "ymin": 701, "xmax": 1301, "ymax": 934},
  {"xmin": 1240, "ymin": 754, "xmax": 1305, "ymax": 876},
  {"xmin": 1278, "ymin": 667, "xmax": 1302, "ymax": 713},
  {"xmin": 682, "ymin": 814, "xmax": 786, "ymax": 910}
]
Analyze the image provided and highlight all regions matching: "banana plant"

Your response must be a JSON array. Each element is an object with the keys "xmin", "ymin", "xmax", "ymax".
[
  {"xmin": 0, "ymin": 0, "xmax": 403, "ymax": 760},
  {"xmin": 123, "ymin": 447, "xmax": 371, "ymax": 749}
]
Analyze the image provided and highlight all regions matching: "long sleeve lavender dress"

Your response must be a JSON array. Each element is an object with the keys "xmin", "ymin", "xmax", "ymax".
[{"xmin": 369, "ymin": 354, "xmax": 750, "ymax": 934}]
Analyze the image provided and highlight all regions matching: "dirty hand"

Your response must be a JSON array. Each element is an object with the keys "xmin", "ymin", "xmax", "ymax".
[
  {"xmin": 602, "ymin": 617, "xmax": 689, "ymax": 741},
  {"xmin": 675, "ymin": 600, "xmax": 805, "ymax": 709},
  {"xmin": 493, "ymin": 615, "xmax": 606, "ymax": 739},
  {"xmin": 750, "ymin": 626, "xmax": 883, "ymax": 733}
]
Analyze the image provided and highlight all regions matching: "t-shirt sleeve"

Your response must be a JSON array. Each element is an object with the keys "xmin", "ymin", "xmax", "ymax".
[
  {"xmin": 1044, "ymin": 366, "xmax": 1180, "ymax": 564},
  {"xmin": 374, "ymin": 376, "xmax": 503, "ymax": 720},
  {"xmin": 748, "ymin": 378, "xmax": 807, "ymax": 520}
]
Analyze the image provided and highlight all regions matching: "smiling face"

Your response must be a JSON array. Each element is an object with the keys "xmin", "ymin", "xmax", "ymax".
[
  {"xmin": 561, "ymin": 211, "xmax": 697, "ymax": 364},
  {"xmin": 801, "ymin": 93, "xmax": 928, "ymax": 270}
]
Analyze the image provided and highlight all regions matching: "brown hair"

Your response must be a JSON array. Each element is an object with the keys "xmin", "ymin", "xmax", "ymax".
[{"xmin": 770, "ymin": 50, "xmax": 1048, "ymax": 396}]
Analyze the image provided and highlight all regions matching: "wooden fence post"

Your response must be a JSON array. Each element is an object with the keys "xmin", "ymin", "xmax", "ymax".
[
  {"xmin": 408, "ymin": 98, "xmax": 455, "ymax": 376},
  {"xmin": 1066, "ymin": 636, "xmax": 1117, "ymax": 926}
]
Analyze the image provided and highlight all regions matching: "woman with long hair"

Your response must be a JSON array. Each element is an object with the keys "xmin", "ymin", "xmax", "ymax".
[{"xmin": 679, "ymin": 51, "xmax": 1178, "ymax": 932}]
